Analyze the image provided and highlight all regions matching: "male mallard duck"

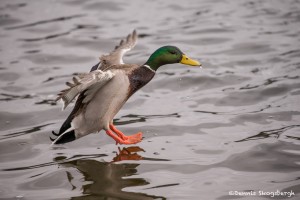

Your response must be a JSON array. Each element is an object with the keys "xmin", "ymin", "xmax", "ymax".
[{"xmin": 51, "ymin": 30, "xmax": 201, "ymax": 145}]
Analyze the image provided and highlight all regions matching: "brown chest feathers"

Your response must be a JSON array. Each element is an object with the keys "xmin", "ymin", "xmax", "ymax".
[{"xmin": 128, "ymin": 66, "xmax": 155, "ymax": 96}]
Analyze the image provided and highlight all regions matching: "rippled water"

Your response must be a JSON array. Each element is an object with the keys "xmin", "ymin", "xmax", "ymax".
[{"xmin": 1, "ymin": 0, "xmax": 300, "ymax": 199}]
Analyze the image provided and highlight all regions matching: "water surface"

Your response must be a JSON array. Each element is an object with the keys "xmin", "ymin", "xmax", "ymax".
[{"xmin": 0, "ymin": 0, "xmax": 300, "ymax": 199}]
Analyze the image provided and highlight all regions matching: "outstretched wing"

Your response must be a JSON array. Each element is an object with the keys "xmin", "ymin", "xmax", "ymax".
[
  {"xmin": 56, "ymin": 70, "xmax": 115, "ymax": 109},
  {"xmin": 99, "ymin": 30, "xmax": 138, "ymax": 70}
]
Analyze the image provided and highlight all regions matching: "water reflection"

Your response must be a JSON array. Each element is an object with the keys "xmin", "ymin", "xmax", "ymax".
[
  {"xmin": 112, "ymin": 146, "xmax": 144, "ymax": 162},
  {"xmin": 58, "ymin": 147, "xmax": 165, "ymax": 200}
]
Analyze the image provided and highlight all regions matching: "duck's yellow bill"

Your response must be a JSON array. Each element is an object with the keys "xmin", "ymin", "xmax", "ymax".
[{"xmin": 180, "ymin": 54, "xmax": 201, "ymax": 66}]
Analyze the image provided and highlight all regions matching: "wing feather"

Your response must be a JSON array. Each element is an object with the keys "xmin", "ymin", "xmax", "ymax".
[
  {"xmin": 99, "ymin": 30, "xmax": 138, "ymax": 69},
  {"xmin": 56, "ymin": 70, "xmax": 115, "ymax": 109}
]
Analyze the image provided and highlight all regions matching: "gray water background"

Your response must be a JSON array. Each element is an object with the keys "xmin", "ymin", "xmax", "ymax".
[{"xmin": 0, "ymin": 0, "xmax": 300, "ymax": 199}]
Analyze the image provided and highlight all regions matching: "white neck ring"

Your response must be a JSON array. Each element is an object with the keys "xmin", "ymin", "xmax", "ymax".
[{"xmin": 143, "ymin": 64, "xmax": 155, "ymax": 72}]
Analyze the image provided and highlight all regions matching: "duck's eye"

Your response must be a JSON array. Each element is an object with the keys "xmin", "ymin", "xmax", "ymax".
[{"xmin": 169, "ymin": 51, "xmax": 176, "ymax": 55}]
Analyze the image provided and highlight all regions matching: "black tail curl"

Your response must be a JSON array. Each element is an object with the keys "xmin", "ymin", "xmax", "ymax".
[
  {"xmin": 50, "ymin": 112, "xmax": 76, "ymax": 144},
  {"xmin": 50, "ymin": 130, "xmax": 76, "ymax": 144}
]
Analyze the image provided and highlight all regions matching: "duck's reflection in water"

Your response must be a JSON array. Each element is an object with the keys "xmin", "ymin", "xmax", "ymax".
[{"xmin": 59, "ymin": 147, "xmax": 165, "ymax": 200}]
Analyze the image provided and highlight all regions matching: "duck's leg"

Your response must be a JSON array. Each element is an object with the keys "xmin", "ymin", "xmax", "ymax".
[{"xmin": 106, "ymin": 124, "xmax": 142, "ymax": 145}]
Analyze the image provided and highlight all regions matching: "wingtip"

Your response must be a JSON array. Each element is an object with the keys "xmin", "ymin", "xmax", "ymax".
[
  {"xmin": 66, "ymin": 81, "xmax": 73, "ymax": 87},
  {"xmin": 126, "ymin": 34, "xmax": 131, "ymax": 42},
  {"xmin": 72, "ymin": 77, "xmax": 80, "ymax": 84},
  {"xmin": 133, "ymin": 30, "xmax": 137, "ymax": 39}
]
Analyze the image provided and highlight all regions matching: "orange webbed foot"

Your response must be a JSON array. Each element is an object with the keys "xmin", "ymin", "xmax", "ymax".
[
  {"xmin": 106, "ymin": 125, "xmax": 143, "ymax": 145},
  {"xmin": 127, "ymin": 132, "xmax": 143, "ymax": 140},
  {"xmin": 121, "ymin": 135, "xmax": 142, "ymax": 145}
]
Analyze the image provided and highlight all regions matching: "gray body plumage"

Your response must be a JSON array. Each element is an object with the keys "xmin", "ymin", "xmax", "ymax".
[{"xmin": 72, "ymin": 67, "xmax": 136, "ymax": 138}]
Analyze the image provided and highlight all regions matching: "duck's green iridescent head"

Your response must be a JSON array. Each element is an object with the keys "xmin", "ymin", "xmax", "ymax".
[{"xmin": 145, "ymin": 46, "xmax": 201, "ymax": 71}]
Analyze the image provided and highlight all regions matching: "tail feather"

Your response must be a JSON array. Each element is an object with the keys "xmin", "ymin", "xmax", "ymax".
[
  {"xmin": 51, "ymin": 111, "xmax": 77, "ymax": 145},
  {"xmin": 50, "ymin": 136, "xmax": 56, "ymax": 141},
  {"xmin": 51, "ymin": 129, "xmax": 76, "ymax": 145},
  {"xmin": 55, "ymin": 130, "xmax": 76, "ymax": 144},
  {"xmin": 51, "ymin": 127, "xmax": 76, "ymax": 145},
  {"xmin": 52, "ymin": 131, "xmax": 60, "ymax": 136}
]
